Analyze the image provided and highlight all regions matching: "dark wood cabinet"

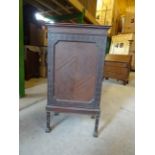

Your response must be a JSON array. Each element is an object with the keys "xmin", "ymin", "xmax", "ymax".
[{"xmin": 46, "ymin": 24, "xmax": 109, "ymax": 137}]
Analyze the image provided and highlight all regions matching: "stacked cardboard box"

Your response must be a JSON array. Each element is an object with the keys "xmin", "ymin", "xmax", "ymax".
[
  {"xmin": 121, "ymin": 12, "xmax": 135, "ymax": 33},
  {"xmin": 109, "ymin": 33, "xmax": 134, "ymax": 54},
  {"xmin": 109, "ymin": 33, "xmax": 135, "ymax": 70}
]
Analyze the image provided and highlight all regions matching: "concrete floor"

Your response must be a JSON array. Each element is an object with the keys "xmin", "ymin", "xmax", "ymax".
[
  {"xmin": 20, "ymin": 73, "xmax": 135, "ymax": 155},
  {"xmin": 25, "ymin": 78, "xmax": 47, "ymax": 89}
]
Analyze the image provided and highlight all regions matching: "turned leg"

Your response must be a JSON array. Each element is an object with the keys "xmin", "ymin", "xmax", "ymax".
[
  {"xmin": 46, "ymin": 111, "xmax": 51, "ymax": 133},
  {"xmin": 93, "ymin": 114, "xmax": 100, "ymax": 137}
]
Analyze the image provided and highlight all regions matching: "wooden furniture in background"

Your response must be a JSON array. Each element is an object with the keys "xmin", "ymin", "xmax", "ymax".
[
  {"xmin": 104, "ymin": 54, "xmax": 132, "ymax": 85},
  {"xmin": 25, "ymin": 48, "xmax": 40, "ymax": 80},
  {"xmin": 39, "ymin": 47, "xmax": 47, "ymax": 78},
  {"xmin": 46, "ymin": 23, "xmax": 109, "ymax": 137}
]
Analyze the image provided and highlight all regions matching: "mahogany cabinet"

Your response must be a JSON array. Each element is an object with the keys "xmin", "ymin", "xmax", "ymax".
[{"xmin": 46, "ymin": 24, "xmax": 109, "ymax": 137}]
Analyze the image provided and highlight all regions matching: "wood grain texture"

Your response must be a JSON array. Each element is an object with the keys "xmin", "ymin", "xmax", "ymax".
[
  {"xmin": 54, "ymin": 41, "xmax": 98, "ymax": 102},
  {"xmin": 104, "ymin": 54, "xmax": 131, "ymax": 84}
]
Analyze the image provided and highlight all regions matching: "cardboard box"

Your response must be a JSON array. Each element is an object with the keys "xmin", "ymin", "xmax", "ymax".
[
  {"xmin": 109, "ymin": 33, "xmax": 135, "ymax": 55},
  {"xmin": 112, "ymin": 33, "xmax": 134, "ymax": 42},
  {"xmin": 123, "ymin": 25, "xmax": 135, "ymax": 33},
  {"xmin": 122, "ymin": 12, "xmax": 135, "ymax": 33}
]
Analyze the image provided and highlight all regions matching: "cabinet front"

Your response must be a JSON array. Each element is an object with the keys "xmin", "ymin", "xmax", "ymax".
[
  {"xmin": 48, "ymin": 33, "xmax": 106, "ymax": 109},
  {"xmin": 54, "ymin": 41, "xmax": 98, "ymax": 103}
]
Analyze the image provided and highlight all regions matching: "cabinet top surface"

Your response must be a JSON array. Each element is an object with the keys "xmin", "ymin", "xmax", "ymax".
[{"xmin": 46, "ymin": 23, "xmax": 110, "ymax": 30}]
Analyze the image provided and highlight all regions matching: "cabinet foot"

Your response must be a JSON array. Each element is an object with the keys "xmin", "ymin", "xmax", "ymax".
[
  {"xmin": 93, "ymin": 114, "xmax": 100, "ymax": 137},
  {"xmin": 46, "ymin": 111, "xmax": 51, "ymax": 133},
  {"xmin": 45, "ymin": 127, "xmax": 52, "ymax": 133},
  {"xmin": 93, "ymin": 131, "xmax": 98, "ymax": 137}
]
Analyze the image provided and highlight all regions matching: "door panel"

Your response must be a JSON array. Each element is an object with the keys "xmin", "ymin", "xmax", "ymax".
[{"xmin": 54, "ymin": 41, "xmax": 98, "ymax": 103}]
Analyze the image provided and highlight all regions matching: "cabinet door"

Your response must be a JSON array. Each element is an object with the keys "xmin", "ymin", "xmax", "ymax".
[
  {"xmin": 54, "ymin": 41, "xmax": 97, "ymax": 102},
  {"xmin": 48, "ymin": 33, "xmax": 106, "ymax": 109}
]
